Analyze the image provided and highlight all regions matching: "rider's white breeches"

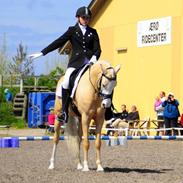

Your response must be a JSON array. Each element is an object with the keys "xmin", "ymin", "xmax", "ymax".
[{"xmin": 62, "ymin": 67, "xmax": 75, "ymax": 89}]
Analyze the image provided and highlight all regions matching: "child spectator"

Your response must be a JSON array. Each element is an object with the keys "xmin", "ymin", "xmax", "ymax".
[{"xmin": 47, "ymin": 107, "xmax": 55, "ymax": 133}]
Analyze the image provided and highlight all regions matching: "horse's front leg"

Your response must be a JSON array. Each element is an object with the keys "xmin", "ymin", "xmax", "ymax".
[
  {"xmin": 82, "ymin": 114, "xmax": 90, "ymax": 171},
  {"xmin": 95, "ymin": 121, "xmax": 104, "ymax": 172},
  {"xmin": 77, "ymin": 122, "xmax": 83, "ymax": 170},
  {"xmin": 48, "ymin": 120, "xmax": 60, "ymax": 169}
]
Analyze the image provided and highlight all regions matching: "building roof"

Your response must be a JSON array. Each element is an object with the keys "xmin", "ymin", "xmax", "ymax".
[{"xmin": 59, "ymin": 0, "xmax": 108, "ymax": 55}]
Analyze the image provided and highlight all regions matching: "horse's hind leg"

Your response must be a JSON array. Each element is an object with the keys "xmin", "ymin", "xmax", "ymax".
[
  {"xmin": 48, "ymin": 120, "xmax": 60, "ymax": 169},
  {"xmin": 95, "ymin": 121, "xmax": 104, "ymax": 172}
]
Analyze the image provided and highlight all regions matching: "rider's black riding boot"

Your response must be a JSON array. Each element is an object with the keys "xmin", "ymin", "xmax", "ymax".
[{"xmin": 57, "ymin": 88, "xmax": 70, "ymax": 123}]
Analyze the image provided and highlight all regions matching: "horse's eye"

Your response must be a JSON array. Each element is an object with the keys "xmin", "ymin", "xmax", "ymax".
[{"xmin": 102, "ymin": 84, "xmax": 106, "ymax": 88}]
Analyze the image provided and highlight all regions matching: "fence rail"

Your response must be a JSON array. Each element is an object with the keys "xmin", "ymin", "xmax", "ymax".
[{"xmin": 0, "ymin": 74, "xmax": 56, "ymax": 92}]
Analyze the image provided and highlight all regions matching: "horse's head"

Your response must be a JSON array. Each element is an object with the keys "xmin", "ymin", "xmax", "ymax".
[{"xmin": 94, "ymin": 61, "xmax": 120, "ymax": 108}]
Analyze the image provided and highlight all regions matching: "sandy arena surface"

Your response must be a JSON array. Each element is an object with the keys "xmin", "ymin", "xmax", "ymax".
[
  {"xmin": 0, "ymin": 129, "xmax": 183, "ymax": 183},
  {"xmin": 0, "ymin": 128, "xmax": 46, "ymax": 137}
]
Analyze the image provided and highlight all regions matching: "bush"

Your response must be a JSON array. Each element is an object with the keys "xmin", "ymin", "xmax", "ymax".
[
  {"xmin": 0, "ymin": 87, "xmax": 19, "ymax": 103},
  {"xmin": 0, "ymin": 102, "xmax": 26, "ymax": 128},
  {"xmin": 11, "ymin": 119, "xmax": 26, "ymax": 128}
]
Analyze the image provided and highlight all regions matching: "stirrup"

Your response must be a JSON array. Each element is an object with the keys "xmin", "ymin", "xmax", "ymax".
[{"xmin": 56, "ymin": 112, "xmax": 68, "ymax": 123}]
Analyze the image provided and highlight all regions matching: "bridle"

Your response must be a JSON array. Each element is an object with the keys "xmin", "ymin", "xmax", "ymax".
[{"xmin": 89, "ymin": 65, "xmax": 117, "ymax": 100}]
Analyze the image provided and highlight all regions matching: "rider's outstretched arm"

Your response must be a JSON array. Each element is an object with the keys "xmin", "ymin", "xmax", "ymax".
[{"xmin": 28, "ymin": 52, "xmax": 43, "ymax": 60}]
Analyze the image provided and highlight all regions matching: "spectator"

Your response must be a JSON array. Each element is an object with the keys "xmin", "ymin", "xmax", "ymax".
[
  {"xmin": 162, "ymin": 92, "xmax": 180, "ymax": 135},
  {"xmin": 125, "ymin": 105, "xmax": 140, "ymax": 121},
  {"xmin": 111, "ymin": 105, "xmax": 140, "ymax": 135},
  {"xmin": 105, "ymin": 104, "xmax": 128, "ymax": 135},
  {"xmin": 179, "ymin": 113, "xmax": 183, "ymax": 135},
  {"xmin": 4, "ymin": 88, "xmax": 13, "ymax": 102},
  {"xmin": 159, "ymin": 91, "xmax": 166, "ymax": 101},
  {"xmin": 114, "ymin": 104, "xmax": 128, "ymax": 120},
  {"xmin": 47, "ymin": 107, "xmax": 56, "ymax": 133},
  {"xmin": 154, "ymin": 91, "xmax": 166, "ymax": 135}
]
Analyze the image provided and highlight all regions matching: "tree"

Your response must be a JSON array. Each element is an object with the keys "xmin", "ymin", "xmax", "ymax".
[
  {"xmin": 0, "ymin": 33, "xmax": 10, "ymax": 75},
  {"xmin": 38, "ymin": 66, "xmax": 64, "ymax": 89},
  {"xmin": 9, "ymin": 43, "xmax": 34, "ymax": 76}
]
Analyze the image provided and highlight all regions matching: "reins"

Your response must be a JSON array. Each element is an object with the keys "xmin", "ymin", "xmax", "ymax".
[
  {"xmin": 88, "ymin": 64, "xmax": 117, "ymax": 98},
  {"xmin": 101, "ymin": 67, "xmax": 116, "ymax": 81},
  {"xmin": 88, "ymin": 65, "xmax": 98, "ymax": 93}
]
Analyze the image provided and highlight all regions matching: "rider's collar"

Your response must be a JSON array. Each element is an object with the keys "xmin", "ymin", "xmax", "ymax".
[{"xmin": 78, "ymin": 23, "xmax": 87, "ymax": 30}]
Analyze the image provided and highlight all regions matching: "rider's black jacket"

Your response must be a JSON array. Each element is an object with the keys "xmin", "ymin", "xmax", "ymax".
[{"xmin": 41, "ymin": 23, "xmax": 101, "ymax": 69}]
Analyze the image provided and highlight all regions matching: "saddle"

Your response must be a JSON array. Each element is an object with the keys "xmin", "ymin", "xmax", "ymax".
[
  {"xmin": 69, "ymin": 64, "xmax": 90, "ymax": 98},
  {"xmin": 68, "ymin": 64, "xmax": 90, "ymax": 116}
]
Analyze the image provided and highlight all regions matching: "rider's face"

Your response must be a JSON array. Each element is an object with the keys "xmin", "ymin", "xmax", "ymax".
[{"xmin": 78, "ymin": 16, "xmax": 90, "ymax": 26}]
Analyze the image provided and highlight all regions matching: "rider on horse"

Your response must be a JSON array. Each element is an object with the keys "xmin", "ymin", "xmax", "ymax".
[{"xmin": 28, "ymin": 6, "xmax": 101, "ymax": 123}]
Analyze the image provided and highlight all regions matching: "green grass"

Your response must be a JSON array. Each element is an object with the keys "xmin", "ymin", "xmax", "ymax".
[
  {"xmin": 0, "ymin": 102, "xmax": 27, "ymax": 129},
  {"xmin": 11, "ymin": 119, "xmax": 27, "ymax": 129}
]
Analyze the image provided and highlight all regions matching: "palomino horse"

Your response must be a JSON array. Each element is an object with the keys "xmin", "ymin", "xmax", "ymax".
[{"xmin": 49, "ymin": 60, "xmax": 120, "ymax": 171}]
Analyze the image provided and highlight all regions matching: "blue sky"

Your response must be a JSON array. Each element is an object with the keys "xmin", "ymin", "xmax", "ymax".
[{"xmin": 0, "ymin": 0, "xmax": 91, "ymax": 75}]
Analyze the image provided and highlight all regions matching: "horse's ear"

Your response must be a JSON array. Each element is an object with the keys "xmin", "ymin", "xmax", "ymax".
[
  {"xmin": 114, "ymin": 64, "xmax": 121, "ymax": 74},
  {"xmin": 100, "ymin": 64, "xmax": 105, "ymax": 73}
]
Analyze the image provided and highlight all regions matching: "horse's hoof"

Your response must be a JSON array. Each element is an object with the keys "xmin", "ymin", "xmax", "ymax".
[
  {"xmin": 82, "ymin": 167, "xmax": 90, "ymax": 171},
  {"xmin": 48, "ymin": 164, "xmax": 54, "ymax": 170},
  {"xmin": 97, "ymin": 165, "xmax": 104, "ymax": 172},
  {"xmin": 77, "ymin": 163, "xmax": 83, "ymax": 170}
]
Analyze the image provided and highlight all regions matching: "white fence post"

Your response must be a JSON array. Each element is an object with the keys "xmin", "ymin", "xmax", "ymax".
[
  {"xmin": 0, "ymin": 75, "xmax": 3, "ymax": 87},
  {"xmin": 20, "ymin": 78, "xmax": 23, "ymax": 93}
]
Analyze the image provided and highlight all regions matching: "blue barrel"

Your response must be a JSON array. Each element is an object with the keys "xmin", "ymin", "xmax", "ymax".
[{"xmin": 28, "ymin": 92, "xmax": 55, "ymax": 128}]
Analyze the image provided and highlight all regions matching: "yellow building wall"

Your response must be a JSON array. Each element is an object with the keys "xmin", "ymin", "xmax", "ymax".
[{"xmin": 90, "ymin": 0, "xmax": 183, "ymax": 120}]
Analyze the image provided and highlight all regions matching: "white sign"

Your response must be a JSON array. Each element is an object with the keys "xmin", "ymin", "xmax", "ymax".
[{"xmin": 137, "ymin": 16, "xmax": 172, "ymax": 47}]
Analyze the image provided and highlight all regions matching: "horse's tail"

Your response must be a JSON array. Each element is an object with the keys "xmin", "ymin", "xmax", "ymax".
[{"xmin": 65, "ymin": 116, "xmax": 81, "ymax": 162}]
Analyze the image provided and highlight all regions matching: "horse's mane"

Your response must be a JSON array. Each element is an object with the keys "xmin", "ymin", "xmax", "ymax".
[
  {"xmin": 96, "ymin": 60, "xmax": 112, "ymax": 67},
  {"xmin": 91, "ymin": 60, "xmax": 112, "ymax": 75}
]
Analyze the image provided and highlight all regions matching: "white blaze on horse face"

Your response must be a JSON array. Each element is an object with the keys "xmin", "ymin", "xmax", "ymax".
[
  {"xmin": 101, "ymin": 80, "xmax": 116, "ymax": 95},
  {"xmin": 101, "ymin": 80, "xmax": 116, "ymax": 108},
  {"xmin": 102, "ymin": 98, "xmax": 111, "ymax": 108}
]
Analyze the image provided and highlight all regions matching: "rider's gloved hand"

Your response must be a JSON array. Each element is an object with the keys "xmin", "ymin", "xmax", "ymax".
[
  {"xmin": 89, "ymin": 55, "xmax": 97, "ymax": 65},
  {"xmin": 28, "ymin": 52, "xmax": 43, "ymax": 60}
]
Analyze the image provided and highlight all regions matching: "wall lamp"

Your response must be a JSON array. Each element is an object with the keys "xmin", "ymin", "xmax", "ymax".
[{"xmin": 116, "ymin": 47, "xmax": 128, "ymax": 53}]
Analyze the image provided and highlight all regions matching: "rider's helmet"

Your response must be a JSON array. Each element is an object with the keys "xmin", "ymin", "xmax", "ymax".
[{"xmin": 76, "ymin": 6, "xmax": 92, "ymax": 18}]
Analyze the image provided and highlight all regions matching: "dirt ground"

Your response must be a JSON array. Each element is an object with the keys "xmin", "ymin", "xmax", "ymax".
[
  {"xmin": 0, "ymin": 129, "xmax": 183, "ymax": 183},
  {"xmin": 0, "ymin": 128, "xmax": 46, "ymax": 137}
]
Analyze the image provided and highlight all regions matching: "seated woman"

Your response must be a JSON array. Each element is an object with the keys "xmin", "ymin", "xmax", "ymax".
[
  {"xmin": 112, "ymin": 105, "xmax": 140, "ymax": 132},
  {"xmin": 104, "ymin": 104, "xmax": 128, "ymax": 135}
]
